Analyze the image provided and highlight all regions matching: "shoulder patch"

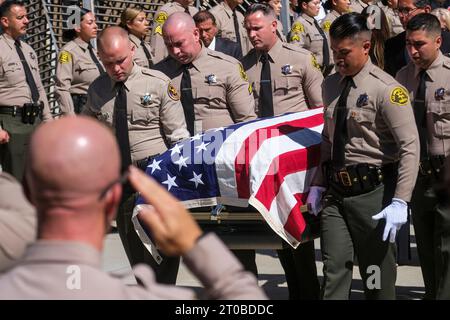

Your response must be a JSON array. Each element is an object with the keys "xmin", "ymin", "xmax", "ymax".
[
  {"xmin": 155, "ymin": 12, "xmax": 168, "ymax": 24},
  {"xmin": 322, "ymin": 21, "xmax": 331, "ymax": 32},
  {"xmin": 59, "ymin": 51, "xmax": 72, "ymax": 64},
  {"xmin": 154, "ymin": 25, "xmax": 163, "ymax": 35},
  {"xmin": 239, "ymin": 63, "xmax": 248, "ymax": 81},
  {"xmin": 311, "ymin": 54, "xmax": 321, "ymax": 70},
  {"xmin": 167, "ymin": 83, "xmax": 180, "ymax": 101},
  {"xmin": 390, "ymin": 87, "xmax": 409, "ymax": 106},
  {"xmin": 291, "ymin": 22, "xmax": 304, "ymax": 34}
]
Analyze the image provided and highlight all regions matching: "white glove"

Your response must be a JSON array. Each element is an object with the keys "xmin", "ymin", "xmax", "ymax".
[
  {"xmin": 306, "ymin": 186, "xmax": 326, "ymax": 216},
  {"xmin": 372, "ymin": 198, "xmax": 408, "ymax": 243}
]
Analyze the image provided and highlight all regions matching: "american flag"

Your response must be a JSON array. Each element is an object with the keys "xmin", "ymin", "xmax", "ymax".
[{"xmin": 134, "ymin": 108, "xmax": 324, "ymax": 252}]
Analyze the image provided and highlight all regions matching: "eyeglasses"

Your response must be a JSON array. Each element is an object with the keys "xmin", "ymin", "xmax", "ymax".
[
  {"xmin": 396, "ymin": 7, "xmax": 420, "ymax": 16},
  {"xmin": 98, "ymin": 170, "xmax": 130, "ymax": 200}
]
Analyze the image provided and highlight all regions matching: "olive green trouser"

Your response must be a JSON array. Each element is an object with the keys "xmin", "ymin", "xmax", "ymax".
[
  {"xmin": 320, "ymin": 184, "xmax": 397, "ymax": 300},
  {"xmin": 0, "ymin": 114, "xmax": 38, "ymax": 181},
  {"xmin": 116, "ymin": 190, "xmax": 180, "ymax": 285},
  {"xmin": 277, "ymin": 241, "xmax": 320, "ymax": 300},
  {"xmin": 410, "ymin": 175, "xmax": 450, "ymax": 300}
]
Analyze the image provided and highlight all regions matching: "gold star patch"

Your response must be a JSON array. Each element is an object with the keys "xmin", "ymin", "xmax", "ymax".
[
  {"xmin": 167, "ymin": 83, "xmax": 180, "ymax": 101},
  {"xmin": 155, "ymin": 12, "xmax": 168, "ymax": 24},
  {"xmin": 311, "ymin": 54, "xmax": 320, "ymax": 70},
  {"xmin": 323, "ymin": 21, "xmax": 331, "ymax": 32},
  {"xmin": 239, "ymin": 64, "xmax": 248, "ymax": 81},
  {"xmin": 291, "ymin": 22, "xmax": 304, "ymax": 34},
  {"xmin": 290, "ymin": 34, "xmax": 301, "ymax": 42},
  {"xmin": 390, "ymin": 87, "xmax": 409, "ymax": 106},
  {"xmin": 59, "ymin": 51, "xmax": 72, "ymax": 64},
  {"xmin": 154, "ymin": 25, "xmax": 163, "ymax": 35}
]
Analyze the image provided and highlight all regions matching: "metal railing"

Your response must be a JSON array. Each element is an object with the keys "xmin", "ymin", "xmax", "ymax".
[{"xmin": 25, "ymin": 0, "xmax": 290, "ymax": 114}]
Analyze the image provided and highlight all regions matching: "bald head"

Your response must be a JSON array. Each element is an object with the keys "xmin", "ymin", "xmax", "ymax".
[
  {"xmin": 162, "ymin": 12, "xmax": 201, "ymax": 64},
  {"xmin": 97, "ymin": 26, "xmax": 135, "ymax": 81},
  {"xmin": 26, "ymin": 116, "xmax": 120, "ymax": 206}
]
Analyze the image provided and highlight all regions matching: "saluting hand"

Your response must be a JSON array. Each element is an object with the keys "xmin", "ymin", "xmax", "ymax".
[{"xmin": 128, "ymin": 166, "xmax": 203, "ymax": 256}]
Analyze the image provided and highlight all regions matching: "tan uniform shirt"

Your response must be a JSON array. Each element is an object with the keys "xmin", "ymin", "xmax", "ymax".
[
  {"xmin": 83, "ymin": 64, "xmax": 190, "ymax": 162},
  {"xmin": 276, "ymin": 19, "xmax": 286, "ymax": 42},
  {"xmin": 321, "ymin": 10, "xmax": 341, "ymax": 66},
  {"xmin": 350, "ymin": 0, "xmax": 369, "ymax": 13},
  {"xmin": 315, "ymin": 60, "xmax": 419, "ymax": 201},
  {"xmin": 55, "ymin": 37, "xmax": 103, "ymax": 115},
  {"xmin": 0, "ymin": 33, "xmax": 52, "ymax": 121},
  {"xmin": 150, "ymin": 1, "xmax": 198, "ymax": 64},
  {"xmin": 0, "ymin": 234, "xmax": 267, "ymax": 299},
  {"xmin": 154, "ymin": 47, "xmax": 257, "ymax": 131},
  {"xmin": 289, "ymin": 13, "xmax": 327, "ymax": 69},
  {"xmin": 209, "ymin": 1, "xmax": 252, "ymax": 56},
  {"xmin": 396, "ymin": 52, "xmax": 450, "ymax": 157},
  {"xmin": 0, "ymin": 172, "xmax": 36, "ymax": 272},
  {"xmin": 241, "ymin": 39, "xmax": 323, "ymax": 115},
  {"xmin": 382, "ymin": 6, "xmax": 404, "ymax": 38},
  {"xmin": 129, "ymin": 33, "xmax": 154, "ymax": 69}
]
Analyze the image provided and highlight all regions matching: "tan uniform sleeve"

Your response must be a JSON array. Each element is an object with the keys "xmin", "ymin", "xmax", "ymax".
[
  {"xmin": 182, "ymin": 233, "xmax": 267, "ymax": 299},
  {"xmin": 55, "ymin": 50, "xmax": 75, "ymax": 115},
  {"xmin": 289, "ymin": 20, "xmax": 306, "ymax": 46},
  {"xmin": 36, "ymin": 68, "xmax": 52, "ymax": 122},
  {"xmin": 302, "ymin": 53, "xmax": 324, "ymax": 108},
  {"xmin": 150, "ymin": 10, "xmax": 169, "ymax": 64},
  {"xmin": 159, "ymin": 81, "xmax": 190, "ymax": 144},
  {"xmin": 226, "ymin": 63, "xmax": 257, "ymax": 123},
  {"xmin": 380, "ymin": 84, "xmax": 419, "ymax": 201}
]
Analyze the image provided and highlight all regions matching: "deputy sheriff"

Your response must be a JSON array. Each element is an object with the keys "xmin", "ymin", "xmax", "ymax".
[
  {"xmin": 154, "ymin": 12, "xmax": 256, "ymax": 136},
  {"xmin": 55, "ymin": 7, "xmax": 104, "ymax": 115},
  {"xmin": 396, "ymin": 13, "xmax": 450, "ymax": 300},
  {"xmin": 0, "ymin": 0, "xmax": 52, "ymax": 181},
  {"xmin": 119, "ymin": 6, "xmax": 154, "ymax": 69},
  {"xmin": 154, "ymin": 12, "xmax": 257, "ymax": 274},
  {"xmin": 150, "ymin": 0, "xmax": 198, "ymax": 64},
  {"xmin": 82, "ymin": 26, "xmax": 190, "ymax": 285},
  {"xmin": 209, "ymin": 0, "xmax": 253, "ymax": 57},
  {"xmin": 289, "ymin": 0, "xmax": 333, "ymax": 76},
  {"xmin": 321, "ymin": 0, "xmax": 351, "ymax": 73},
  {"xmin": 241, "ymin": 3, "xmax": 323, "ymax": 299},
  {"xmin": 306, "ymin": 13, "xmax": 419, "ymax": 299},
  {"xmin": 380, "ymin": 0, "xmax": 404, "ymax": 38}
]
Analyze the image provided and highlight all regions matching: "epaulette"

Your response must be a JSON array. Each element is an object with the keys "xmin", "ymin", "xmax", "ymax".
[
  {"xmin": 207, "ymin": 49, "xmax": 239, "ymax": 64},
  {"xmin": 282, "ymin": 42, "xmax": 310, "ymax": 56},
  {"xmin": 141, "ymin": 67, "xmax": 170, "ymax": 82},
  {"xmin": 62, "ymin": 40, "xmax": 77, "ymax": 51},
  {"xmin": 369, "ymin": 65, "xmax": 397, "ymax": 86},
  {"xmin": 443, "ymin": 56, "xmax": 450, "ymax": 70}
]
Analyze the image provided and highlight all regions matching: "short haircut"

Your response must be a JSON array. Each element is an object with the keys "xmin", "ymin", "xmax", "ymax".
[
  {"xmin": 0, "ymin": 0, "xmax": 25, "ymax": 18},
  {"xmin": 245, "ymin": 3, "xmax": 275, "ymax": 18},
  {"xmin": 406, "ymin": 13, "xmax": 441, "ymax": 36},
  {"xmin": 193, "ymin": 10, "xmax": 216, "ymax": 25},
  {"xmin": 413, "ymin": 0, "xmax": 431, "ymax": 8},
  {"xmin": 330, "ymin": 12, "xmax": 372, "ymax": 42}
]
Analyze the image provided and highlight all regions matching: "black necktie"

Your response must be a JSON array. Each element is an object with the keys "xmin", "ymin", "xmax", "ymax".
[
  {"xmin": 232, "ymin": 10, "xmax": 243, "ymax": 57},
  {"xmin": 414, "ymin": 70, "xmax": 428, "ymax": 160},
  {"xmin": 114, "ymin": 82, "xmax": 132, "ymax": 171},
  {"xmin": 313, "ymin": 19, "xmax": 330, "ymax": 70},
  {"xmin": 15, "ymin": 40, "xmax": 39, "ymax": 103},
  {"xmin": 258, "ymin": 53, "xmax": 274, "ymax": 118},
  {"xmin": 184, "ymin": 6, "xmax": 190, "ymax": 15},
  {"xmin": 88, "ymin": 43, "xmax": 105, "ymax": 74},
  {"xmin": 332, "ymin": 76, "xmax": 353, "ymax": 169},
  {"xmin": 140, "ymin": 40, "xmax": 153, "ymax": 67},
  {"xmin": 180, "ymin": 64, "xmax": 195, "ymax": 136}
]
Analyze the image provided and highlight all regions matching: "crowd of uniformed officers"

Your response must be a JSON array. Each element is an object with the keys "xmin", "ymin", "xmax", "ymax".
[{"xmin": 1, "ymin": 0, "xmax": 450, "ymax": 300}]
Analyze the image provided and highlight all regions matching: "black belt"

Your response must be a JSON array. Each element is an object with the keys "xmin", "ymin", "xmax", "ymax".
[
  {"xmin": 419, "ymin": 155, "xmax": 446, "ymax": 177},
  {"xmin": 135, "ymin": 153, "xmax": 160, "ymax": 172},
  {"xmin": 0, "ymin": 106, "xmax": 24, "ymax": 116},
  {"xmin": 326, "ymin": 162, "xmax": 397, "ymax": 196}
]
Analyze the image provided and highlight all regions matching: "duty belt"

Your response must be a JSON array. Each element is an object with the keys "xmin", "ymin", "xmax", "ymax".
[
  {"xmin": 0, "ymin": 106, "xmax": 24, "ymax": 116},
  {"xmin": 326, "ymin": 162, "xmax": 397, "ymax": 196},
  {"xmin": 419, "ymin": 155, "xmax": 446, "ymax": 177}
]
